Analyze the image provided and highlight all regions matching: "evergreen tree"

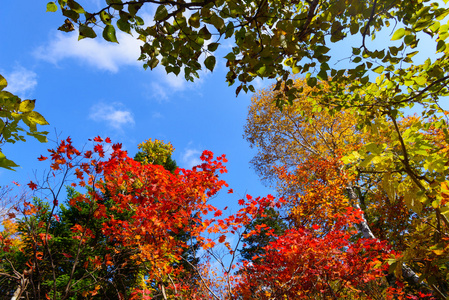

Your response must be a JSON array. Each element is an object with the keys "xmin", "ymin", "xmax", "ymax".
[{"xmin": 240, "ymin": 207, "xmax": 287, "ymax": 262}]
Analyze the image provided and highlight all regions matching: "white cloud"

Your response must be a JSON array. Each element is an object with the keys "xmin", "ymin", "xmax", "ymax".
[
  {"xmin": 148, "ymin": 82, "xmax": 169, "ymax": 102},
  {"xmin": 89, "ymin": 102, "xmax": 134, "ymax": 129},
  {"xmin": 181, "ymin": 148, "xmax": 202, "ymax": 169},
  {"xmin": 144, "ymin": 64, "xmax": 210, "ymax": 102},
  {"xmin": 251, "ymin": 77, "xmax": 266, "ymax": 91},
  {"xmin": 163, "ymin": 70, "xmax": 187, "ymax": 90},
  {"xmin": 2, "ymin": 66, "xmax": 37, "ymax": 98},
  {"xmin": 35, "ymin": 31, "xmax": 143, "ymax": 72}
]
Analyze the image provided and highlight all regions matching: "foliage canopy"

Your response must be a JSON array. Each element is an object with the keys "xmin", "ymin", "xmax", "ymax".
[{"xmin": 0, "ymin": 74, "xmax": 48, "ymax": 170}]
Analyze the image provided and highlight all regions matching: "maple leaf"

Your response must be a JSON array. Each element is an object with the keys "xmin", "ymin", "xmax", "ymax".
[
  {"xmin": 27, "ymin": 181, "xmax": 38, "ymax": 190},
  {"xmin": 37, "ymin": 155, "xmax": 48, "ymax": 161},
  {"xmin": 112, "ymin": 143, "xmax": 122, "ymax": 151},
  {"xmin": 218, "ymin": 235, "xmax": 226, "ymax": 243},
  {"xmin": 94, "ymin": 144, "xmax": 105, "ymax": 157},
  {"xmin": 93, "ymin": 136, "xmax": 103, "ymax": 142}
]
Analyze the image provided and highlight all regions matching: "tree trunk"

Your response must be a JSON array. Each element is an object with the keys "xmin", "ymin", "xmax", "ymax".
[{"xmin": 345, "ymin": 184, "xmax": 422, "ymax": 285}]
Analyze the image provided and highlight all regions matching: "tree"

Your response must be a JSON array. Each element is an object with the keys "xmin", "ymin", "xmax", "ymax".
[
  {"xmin": 236, "ymin": 210, "xmax": 395, "ymax": 299},
  {"xmin": 34, "ymin": 0, "xmax": 449, "ymax": 297},
  {"xmin": 48, "ymin": 0, "xmax": 449, "ymax": 103},
  {"xmin": 0, "ymin": 136, "xmax": 231, "ymax": 299},
  {"xmin": 47, "ymin": 3, "xmax": 449, "ymax": 255},
  {"xmin": 0, "ymin": 74, "xmax": 48, "ymax": 170},
  {"xmin": 134, "ymin": 138, "xmax": 201, "ymax": 298},
  {"xmin": 134, "ymin": 138, "xmax": 178, "ymax": 173},
  {"xmin": 244, "ymin": 78, "xmax": 447, "ymax": 298},
  {"xmin": 239, "ymin": 207, "xmax": 287, "ymax": 263}
]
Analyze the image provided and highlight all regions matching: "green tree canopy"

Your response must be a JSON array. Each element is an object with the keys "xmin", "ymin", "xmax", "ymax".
[{"xmin": 49, "ymin": 0, "xmax": 449, "ymax": 105}]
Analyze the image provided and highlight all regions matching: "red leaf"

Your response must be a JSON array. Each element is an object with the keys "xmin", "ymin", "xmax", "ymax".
[
  {"xmin": 105, "ymin": 137, "xmax": 112, "ymax": 143},
  {"xmin": 218, "ymin": 235, "xmax": 226, "ymax": 243},
  {"xmin": 228, "ymin": 188, "xmax": 234, "ymax": 194},
  {"xmin": 112, "ymin": 143, "xmax": 122, "ymax": 151},
  {"xmin": 38, "ymin": 155, "xmax": 48, "ymax": 161},
  {"xmin": 94, "ymin": 144, "xmax": 105, "ymax": 157},
  {"xmin": 84, "ymin": 151, "xmax": 93, "ymax": 159},
  {"xmin": 93, "ymin": 136, "xmax": 103, "ymax": 142},
  {"xmin": 27, "ymin": 181, "xmax": 38, "ymax": 190}
]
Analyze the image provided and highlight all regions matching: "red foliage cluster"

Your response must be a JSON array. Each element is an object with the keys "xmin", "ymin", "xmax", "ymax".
[{"xmin": 235, "ymin": 209, "xmax": 393, "ymax": 299}]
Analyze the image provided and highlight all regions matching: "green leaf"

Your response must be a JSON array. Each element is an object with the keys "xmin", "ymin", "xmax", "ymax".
[
  {"xmin": 134, "ymin": 16, "xmax": 144, "ymax": 26},
  {"xmin": 0, "ymin": 152, "xmax": 19, "ymax": 170},
  {"xmin": 391, "ymin": 28, "xmax": 406, "ymax": 41},
  {"xmin": 317, "ymin": 69, "xmax": 327, "ymax": 80},
  {"xmin": 46, "ymin": 2, "xmax": 58, "ymax": 12},
  {"xmin": 27, "ymin": 131, "xmax": 48, "ymax": 143},
  {"xmin": 315, "ymin": 45, "xmax": 330, "ymax": 55},
  {"xmin": 224, "ymin": 52, "xmax": 235, "ymax": 61},
  {"xmin": 207, "ymin": 43, "xmax": 219, "ymax": 52},
  {"xmin": 372, "ymin": 65, "xmax": 384, "ymax": 73},
  {"xmin": 437, "ymin": 40, "xmax": 446, "ymax": 52},
  {"xmin": 210, "ymin": 14, "xmax": 225, "ymax": 31},
  {"xmin": 100, "ymin": 11, "xmax": 112, "ymax": 25},
  {"xmin": 19, "ymin": 100, "xmax": 36, "ymax": 113},
  {"xmin": 0, "ymin": 74, "xmax": 7, "ymax": 91},
  {"xmin": 292, "ymin": 65, "xmax": 300, "ymax": 74},
  {"xmin": 257, "ymin": 66, "xmax": 267, "ymax": 76},
  {"xmin": 204, "ymin": 56, "xmax": 216, "ymax": 72},
  {"xmin": 307, "ymin": 77, "xmax": 317, "ymax": 87},
  {"xmin": 225, "ymin": 22, "xmax": 234, "ymax": 39},
  {"xmin": 350, "ymin": 22, "xmax": 359, "ymax": 35},
  {"xmin": 117, "ymin": 18, "xmax": 131, "ymax": 34},
  {"xmin": 189, "ymin": 12, "xmax": 201, "ymax": 28},
  {"xmin": 103, "ymin": 25, "xmax": 118, "ymax": 43},
  {"xmin": 25, "ymin": 111, "xmax": 49, "ymax": 126},
  {"xmin": 128, "ymin": 2, "xmax": 143, "ymax": 16},
  {"xmin": 414, "ymin": 76, "xmax": 426, "ymax": 85},
  {"xmin": 79, "ymin": 24, "xmax": 97, "ymax": 38},
  {"xmin": 149, "ymin": 58, "xmax": 159, "ymax": 69},
  {"xmin": 365, "ymin": 142, "xmax": 381, "ymax": 155},
  {"xmin": 67, "ymin": 0, "xmax": 84, "ymax": 14},
  {"xmin": 154, "ymin": 5, "xmax": 168, "ymax": 21}
]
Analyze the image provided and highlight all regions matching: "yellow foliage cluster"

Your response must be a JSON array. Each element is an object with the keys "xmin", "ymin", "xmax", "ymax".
[
  {"xmin": 245, "ymin": 78, "xmax": 362, "ymax": 185},
  {"xmin": 137, "ymin": 138, "xmax": 174, "ymax": 165}
]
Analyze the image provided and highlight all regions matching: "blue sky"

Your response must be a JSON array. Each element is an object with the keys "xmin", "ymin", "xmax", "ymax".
[
  {"xmin": 0, "ymin": 1, "xmax": 275, "ymax": 211},
  {"xmin": 0, "ymin": 1, "xmax": 444, "ymax": 206},
  {"xmin": 2, "ymin": 0, "xmax": 448, "ymax": 277}
]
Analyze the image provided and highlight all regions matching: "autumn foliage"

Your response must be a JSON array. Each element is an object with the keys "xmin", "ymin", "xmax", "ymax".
[{"xmin": 0, "ymin": 129, "xmax": 444, "ymax": 299}]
